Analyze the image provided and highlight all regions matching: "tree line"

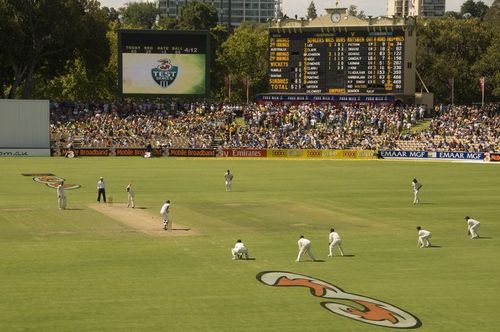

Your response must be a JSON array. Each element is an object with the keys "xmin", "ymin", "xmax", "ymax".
[{"xmin": 0, "ymin": 0, "xmax": 498, "ymax": 103}]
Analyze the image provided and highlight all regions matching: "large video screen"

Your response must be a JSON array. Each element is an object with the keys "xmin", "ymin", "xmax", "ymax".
[
  {"xmin": 269, "ymin": 29, "xmax": 405, "ymax": 94},
  {"xmin": 118, "ymin": 30, "xmax": 209, "ymax": 97}
]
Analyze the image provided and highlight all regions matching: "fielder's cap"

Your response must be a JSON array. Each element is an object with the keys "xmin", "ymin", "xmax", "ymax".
[
  {"xmin": 100, "ymin": 177, "xmax": 103, "ymax": 179},
  {"xmin": 465, "ymin": 216, "xmax": 470, "ymax": 220}
]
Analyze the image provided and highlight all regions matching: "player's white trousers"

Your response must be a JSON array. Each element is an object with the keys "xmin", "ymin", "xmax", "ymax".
[
  {"xmin": 58, "ymin": 197, "xmax": 67, "ymax": 209},
  {"xmin": 329, "ymin": 240, "xmax": 344, "ymax": 256},
  {"xmin": 297, "ymin": 244, "xmax": 316, "ymax": 261},
  {"xmin": 469, "ymin": 224, "xmax": 480, "ymax": 238}
]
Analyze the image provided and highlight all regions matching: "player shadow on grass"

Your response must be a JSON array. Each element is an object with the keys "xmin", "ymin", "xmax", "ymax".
[
  {"xmin": 426, "ymin": 245, "xmax": 442, "ymax": 248},
  {"xmin": 473, "ymin": 237, "xmax": 492, "ymax": 240},
  {"xmin": 170, "ymin": 228, "xmax": 190, "ymax": 231},
  {"xmin": 64, "ymin": 208, "xmax": 84, "ymax": 210},
  {"xmin": 301, "ymin": 259, "xmax": 326, "ymax": 263}
]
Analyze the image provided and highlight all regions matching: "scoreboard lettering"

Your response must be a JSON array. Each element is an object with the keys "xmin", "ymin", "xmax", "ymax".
[{"xmin": 269, "ymin": 30, "xmax": 405, "ymax": 94}]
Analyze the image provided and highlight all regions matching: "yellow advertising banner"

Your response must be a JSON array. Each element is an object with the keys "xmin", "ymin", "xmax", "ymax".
[{"xmin": 266, "ymin": 149, "xmax": 377, "ymax": 159}]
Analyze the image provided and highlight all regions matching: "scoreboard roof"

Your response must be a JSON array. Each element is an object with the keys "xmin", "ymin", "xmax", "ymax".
[{"xmin": 268, "ymin": 7, "xmax": 416, "ymax": 31}]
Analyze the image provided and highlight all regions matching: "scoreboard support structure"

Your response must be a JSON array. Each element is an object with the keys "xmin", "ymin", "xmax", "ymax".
[{"xmin": 264, "ymin": 8, "xmax": 416, "ymax": 104}]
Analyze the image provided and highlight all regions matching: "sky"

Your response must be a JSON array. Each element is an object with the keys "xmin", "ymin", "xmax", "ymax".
[{"xmin": 98, "ymin": 0, "xmax": 495, "ymax": 17}]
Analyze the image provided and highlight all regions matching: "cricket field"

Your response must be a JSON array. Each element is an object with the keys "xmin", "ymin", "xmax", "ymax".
[{"xmin": 0, "ymin": 157, "xmax": 498, "ymax": 331}]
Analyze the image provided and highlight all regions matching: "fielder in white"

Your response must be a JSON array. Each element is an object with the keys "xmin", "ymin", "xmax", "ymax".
[
  {"xmin": 231, "ymin": 239, "xmax": 249, "ymax": 260},
  {"xmin": 126, "ymin": 184, "xmax": 135, "ymax": 208},
  {"xmin": 416, "ymin": 226, "xmax": 432, "ymax": 248},
  {"xmin": 412, "ymin": 179, "xmax": 422, "ymax": 204},
  {"xmin": 160, "ymin": 200, "xmax": 170, "ymax": 230},
  {"xmin": 224, "ymin": 169, "xmax": 234, "ymax": 192},
  {"xmin": 56, "ymin": 181, "xmax": 67, "ymax": 210},
  {"xmin": 328, "ymin": 228, "xmax": 344, "ymax": 257},
  {"xmin": 465, "ymin": 216, "xmax": 480, "ymax": 239},
  {"xmin": 296, "ymin": 235, "xmax": 316, "ymax": 262}
]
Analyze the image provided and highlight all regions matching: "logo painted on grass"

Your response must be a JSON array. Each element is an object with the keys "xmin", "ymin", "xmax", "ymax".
[
  {"xmin": 32, "ymin": 175, "xmax": 81, "ymax": 190},
  {"xmin": 256, "ymin": 271, "xmax": 421, "ymax": 329}
]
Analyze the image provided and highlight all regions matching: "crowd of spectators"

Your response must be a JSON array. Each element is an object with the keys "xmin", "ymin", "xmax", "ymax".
[{"xmin": 50, "ymin": 101, "xmax": 500, "ymax": 153}]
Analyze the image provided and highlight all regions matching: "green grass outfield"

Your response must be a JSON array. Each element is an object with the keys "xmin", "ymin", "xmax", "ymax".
[{"xmin": 0, "ymin": 157, "xmax": 499, "ymax": 331}]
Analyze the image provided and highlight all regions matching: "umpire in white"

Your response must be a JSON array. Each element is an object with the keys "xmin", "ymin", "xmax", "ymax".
[{"xmin": 97, "ymin": 177, "xmax": 106, "ymax": 203}]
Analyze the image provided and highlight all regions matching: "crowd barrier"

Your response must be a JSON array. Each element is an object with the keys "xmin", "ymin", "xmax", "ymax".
[
  {"xmin": 485, "ymin": 152, "xmax": 500, "ymax": 162},
  {"xmin": 58, "ymin": 148, "xmax": 377, "ymax": 160},
  {"xmin": 56, "ymin": 148, "xmax": 496, "ymax": 162},
  {"xmin": 379, "ymin": 150, "xmax": 486, "ymax": 161},
  {"xmin": 265, "ymin": 149, "xmax": 377, "ymax": 159}
]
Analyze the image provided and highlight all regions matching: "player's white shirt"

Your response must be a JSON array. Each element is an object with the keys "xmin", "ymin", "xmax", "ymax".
[
  {"xmin": 298, "ymin": 238, "xmax": 311, "ymax": 248},
  {"xmin": 127, "ymin": 186, "xmax": 135, "ymax": 197},
  {"xmin": 225, "ymin": 172, "xmax": 233, "ymax": 181},
  {"xmin": 233, "ymin": 242, "xmax": 246, "ymax": 251},
  {"xmin": 160, "ymin": 203, "xmax": 170, "ymax": 214},
  {"xmin": 329, "ymin": 232, "xmax": 341, "ymax": 242},
  {"xmin": 412, "ymin": 181, "xmax": 422, "ymax": 191},
  {"xmin": 418, "ymin": 229, "xmax": 431, "ymax": 237},
  {"xmin": 97, "ymin": 180, "xmax": 105, "ymax": 189},
  {"xmin": 467, "ymin": 219, "xmax": 480, "ymax": 227},
  {"xmin": 57, "ymin": 185, "xmax": 65, "ymax": 198}
]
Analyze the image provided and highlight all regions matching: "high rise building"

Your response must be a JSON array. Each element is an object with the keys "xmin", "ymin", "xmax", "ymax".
[
  {"xmin": 158, "ymin": 0, "xmax": 278, "ymax": 26},
  {"xmin": 387, "ymin": 0, "xmax": 445, "ymax": 17}
]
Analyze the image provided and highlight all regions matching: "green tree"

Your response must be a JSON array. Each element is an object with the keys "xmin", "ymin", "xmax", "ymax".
[
  {"xmin": 461, "ymin": 0, "xmax": 489, "ymax": 19},
  {"xmin": 473, "ymin": 0, "xmax": 500, "ymax": 99},
  {"xmin": 217, "ymin": 23, "xmax": 268, "ymax": 102},
  {"xmin": 307, "ymin": 1, "xmax": 318, "ymax": 20},
  {"xmin": 208, "ymin": 24, "xmax": 230, "ymax": 100},
  {"xmin": 118, "ymin": 1, "xmax": 160, "ymax": 29},
  {"xmin": 484, "ymin": 0, "xmax": 500, "ymax": 22},
  {"xmin": 416, "ymin": 17, "xmax": 495, "ymax": 103},
  {"xmin": 35, "ymin": 20, "xmax": 119, "ymax": 100},
  {"xmin": 348, "ymin": 5, "xmax": 365, "ymax": 18},
  {"xmin": 102, "ymin": 6, "xmax": 120, "ymax": 22},
  {"xmin": 0, "ymin": 0, "xmax": 109, "ymax": 99},
  {"xmin": 177, "ymin": 0, "xmax": 219, "ymax": 30},
  {"xmin": 444, "ymin": 11, "xmax": 462, "ymax": 19},
  {"xmin": 156, "ymin": 16, "xmax": 178, "ymax": 30}
]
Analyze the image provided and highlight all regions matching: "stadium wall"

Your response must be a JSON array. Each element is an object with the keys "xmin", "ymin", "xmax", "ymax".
[{"xmin": 0, "ymin": 99, "xmax": 50, "ymax": 156}]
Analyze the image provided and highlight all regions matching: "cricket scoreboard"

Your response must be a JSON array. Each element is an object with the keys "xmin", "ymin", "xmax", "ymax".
[
  {"xmin": 118, "ymin": 30, "xmax": 210, "ymax": 97},
  {"xmin": 269, "ymin": 30, "xmax": 405, "ymax": 95}
]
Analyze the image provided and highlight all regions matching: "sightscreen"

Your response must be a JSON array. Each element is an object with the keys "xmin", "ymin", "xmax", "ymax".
[{"xmin": 118, "ymin": 30, "xmax": 209, "ymax": 97}]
